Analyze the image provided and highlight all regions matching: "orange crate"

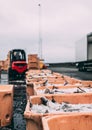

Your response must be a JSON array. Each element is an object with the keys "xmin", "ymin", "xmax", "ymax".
[
  {"xmin": 28, "ymin": 63, "xmax": 39, "ymax": 69},
  {"xmin": 24, "ymin": 93, "xmax": 92, "ymax": 130},
  {"xmin": 42, "ymin": 113, "xmax": 92, "ymax": 130},
  {"xmin": 34, "ymin": 84, "xmax": 87, "ymax": 95},
  {"xmin": 28, "ymin": 54, "xmax": 38, "ymax": 63},
  {"xmin": 81, "ymin": 80, "xmax": 92, "ymax": 87},
  {"xmin": 26, "ymin": 83, "xmax": 35, "ymax": 99},
  {"xmin": 0, "ymin": 85, "xmax": 13, "ymax": 127}
]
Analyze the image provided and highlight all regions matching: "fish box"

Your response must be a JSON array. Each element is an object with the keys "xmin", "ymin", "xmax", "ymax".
[
  {"xmin": 0, "ymin": 85, "xmax": 13, "ymax": 127},
  {"xmin": 42, "ymin": 113, "xmax": 92, "ymax": 130},
  {"xmin": 24, "ymin": 93, "xmax": 92, "ymax": 130}
]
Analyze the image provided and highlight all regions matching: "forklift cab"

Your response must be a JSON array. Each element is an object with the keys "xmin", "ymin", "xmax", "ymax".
[
  {"xmin": 10, "ymin": 49, "xmax": 26, "ymax": 62},
  {"xmin": 8, "ymin": 49, "xmax": 27, "ymax": 81}
]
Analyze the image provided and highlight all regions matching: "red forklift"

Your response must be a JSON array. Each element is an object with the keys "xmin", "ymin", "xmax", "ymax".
[{"xmin": 8, "ymin": 49, "xmax": 27, "ymax": 82}]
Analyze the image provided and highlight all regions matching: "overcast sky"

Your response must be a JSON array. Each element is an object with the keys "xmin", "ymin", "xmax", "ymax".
[{"xmin": 0, "ymin": 0, "xmax": 92, "ymax": 63}]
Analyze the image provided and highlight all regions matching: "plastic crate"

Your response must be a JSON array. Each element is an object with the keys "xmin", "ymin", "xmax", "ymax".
[
  {"xmin": 0, "ymin": 85, "xmax": 13, "ymax": 127},
  {"xmin": 42, "ymin": 114, "xmax": 92, "ymax": 130},
  {"xmin": 24, "ymin": 93, "xmax": 92, "ymax": 130}
]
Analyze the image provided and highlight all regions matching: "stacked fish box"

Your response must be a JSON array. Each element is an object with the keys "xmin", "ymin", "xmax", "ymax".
[
  {"xmin": 24, "ymin": 69, "xmax": 92, "ymax": 130},
  {"xmin": 0, "ymin": 59, "xmax": 9, "ymax": 71},
  {"xmin": 26, "ymin": 69, "xmax": 53, "ymax": 98},
  {"xmin": 28, "ymin": 54, "xmax": 40, "ymax": 69},
  {"xmin": 2, "ymin": 53, "xmax": 10, "ymax": 71},
  {"xmin": 26, "ymin": 69, "xmax": 82, "ymax": 98},
  {"xmin": 3, "ymin": 59, "xmax": 9, "ymax": 71},
  {"xmin": 26, "ymin": 69, "xmax": 69, "ymax": 86},
  {"xmin": 0, "ymin": 60, "xmax": 4, "ymax": 71}
]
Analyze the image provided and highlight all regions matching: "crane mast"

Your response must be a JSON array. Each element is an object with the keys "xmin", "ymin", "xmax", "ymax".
[{"xmin": 38, "ymin": 4, "xmax": 42, "ymax": 60}]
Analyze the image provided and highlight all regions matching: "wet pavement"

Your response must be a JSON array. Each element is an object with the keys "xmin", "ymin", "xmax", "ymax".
[{"xmin": 49, "ymin": 67, "xmax": 92, "ymax": 80}]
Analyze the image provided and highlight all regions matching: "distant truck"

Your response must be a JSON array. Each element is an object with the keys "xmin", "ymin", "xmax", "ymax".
[{"xmin": 75, "ymin": 33, "xmax": 92, "ymax": 71}]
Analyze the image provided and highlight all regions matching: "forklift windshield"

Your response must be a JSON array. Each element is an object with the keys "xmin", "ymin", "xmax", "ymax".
[{"xmin": 12, "ymin": 50, "xmax": 26, "ymax": 61}]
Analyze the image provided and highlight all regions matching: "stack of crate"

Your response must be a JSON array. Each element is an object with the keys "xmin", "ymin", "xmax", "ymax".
[
  {"xmin": 28, "ymin": 54, "xmax": 39, "ymax": 69},
  {"xmin": 3, "ymin": 59, "xmax": 9, "ymax": 71},
  {"xmin": 0, "ymin": 60, "xmax": 4, "ymax": 70},
  {"xmin": 3, "ymin": 53, "xmax": 10, "ymax": 71},
  {"xmin": 0, "ymin": 53, "xmax": 10, "ymax": 71},
  {"xmin": 0, "ymin": 60, "xmax": 9, "ymax": 71}
]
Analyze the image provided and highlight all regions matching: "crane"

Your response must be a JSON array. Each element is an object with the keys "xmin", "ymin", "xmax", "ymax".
[{"xmin": 38, "ymin": 3, "xmax": 42, "ymax": 60}]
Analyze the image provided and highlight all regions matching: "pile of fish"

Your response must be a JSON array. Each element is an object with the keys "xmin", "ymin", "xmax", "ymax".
[
  {"xmin": 26, "ymin": 69, "xmax": 83, "ymax": 87},
  {"xmin": 31, "ymin": 97, "xmax": 92, "ymax": 114},
  {"xmin": 37, "ymin": 86, "xmax": 92, "ymax": 94}
]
